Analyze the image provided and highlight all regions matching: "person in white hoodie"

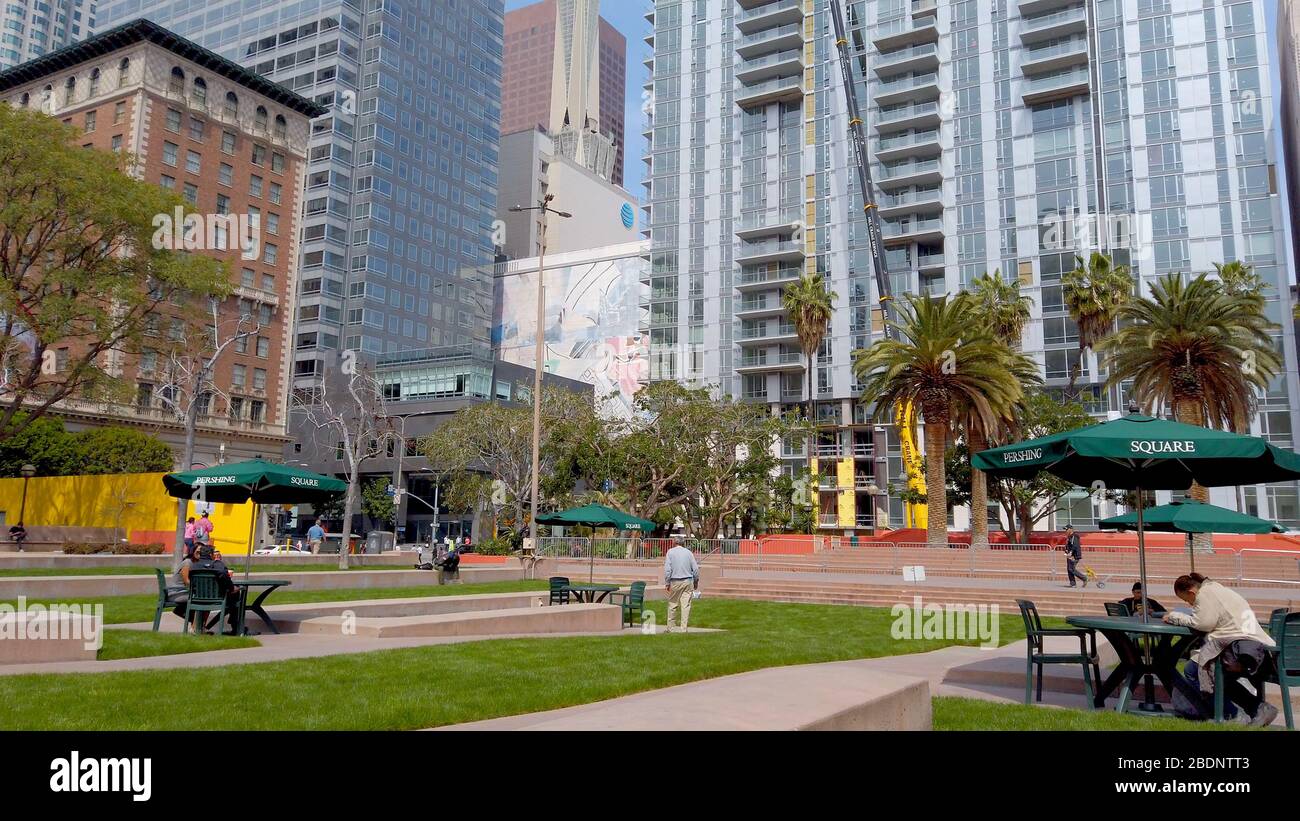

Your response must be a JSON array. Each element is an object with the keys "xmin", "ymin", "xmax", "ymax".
[{"xmin": 1164, "ymin": 573, "xmax": 1278, "ymax": 726}]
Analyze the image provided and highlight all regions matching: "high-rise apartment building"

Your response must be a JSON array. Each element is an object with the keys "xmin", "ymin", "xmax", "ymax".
[
  {"xmin": 0, "ymin": 18, "xmax": 323, "ymax": 465},
  {"xmin": 501, "ymin": 0, "xmax": 626, "ymax": 185},
  {"xmin": 1281, "ymin": 0, "xmax": 1300, "ymax": 287},
  {"xmin": 95, "ymin": 0, "xmax": 505, "ymax": 396},
  {"xmin": 644, "ymin": 0, "xmax": 1300, "ymax": 531},
  {"xmin": 0, "ymin": 0, "xmax": 94, "ymax": 69}
]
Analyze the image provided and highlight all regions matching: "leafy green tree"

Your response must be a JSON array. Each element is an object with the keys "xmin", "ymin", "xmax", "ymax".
[
  {"xmin": 0, "ymin": 105, "xmax": 228, "ymax": 443},
  {"xmin": 71, "ymin": 427, "xmax": 172, "ymax": 475},
  {"xmin": 361, "ymin": 477, "xmax": 395, "ymax": 528},
  {"xmin": 853, "ymin": 293, "xmax": 1027, "ymax": 546},
  {"xmin": 969, "ymin": 269, "xmax": 1033, "ymax": 348},
  {"xmin": 0, "ymin": 413, "xmax": 77, "ymax": 476},
  {"xmin": 986, "ymin": 392, "xmax": 1094, "ymax": 542},
  {"xmin": 1062, "ymin": 252, "xmax": 1132, "ymax": 395}
]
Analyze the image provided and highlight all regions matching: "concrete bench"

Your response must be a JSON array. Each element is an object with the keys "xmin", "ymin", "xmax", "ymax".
[
  {"xmin": 246, "ymin": 590, "xmax": 550, "ymax": 632},
  {"xmin": 295, "ymin": 602, "xmax": 623, "ymax": 639},
  {"xmin": 0, "ymin": 610, "xmax": 100, "ymax": 664},
  {"xmin": 438, "ymin": 661, "xmax": 931, "ymax": 731}
]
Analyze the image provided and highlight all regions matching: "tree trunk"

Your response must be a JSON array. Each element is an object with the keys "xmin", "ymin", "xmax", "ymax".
[
  {"xmin": 1174, "ymin": 398, "xmax": 1212, "ymax": 554},
  {"xmin": 806, "ymin": 348, "xmax": 816, "ymax": 490},
  {"xmin": 969, "ymin": 428, "xmax": 988, "ymax": 549},
  {"xmin": 924, "ymin": 419, "xmax": 948, "ymax": 546},
  {"xmin": 1065, "ymin": 346, "xmax": 1085, "ymax": 398},
  {"xmin": 171, "ymin": 404, "xmax": 201, "ymax": 573},
  {"xmin": 1019, "ymin": 503, "xmax": 1034, "ymax": 545},
  {"xmin": 339, "ymin": 473, "xmax": 358, "ymax": 570}
]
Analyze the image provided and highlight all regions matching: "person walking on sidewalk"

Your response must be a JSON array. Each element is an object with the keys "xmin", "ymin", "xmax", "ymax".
[
  {"xmin": 1063, "ymin": 525, "xmax": 1088, "ymax": 588},
  {"xmin": 663, "ymin": 541, "xmax": 699, "ymax": 633}
]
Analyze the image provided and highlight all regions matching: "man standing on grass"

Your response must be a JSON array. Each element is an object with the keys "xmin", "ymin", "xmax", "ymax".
[
  {"xmin": 663, "ymin": 541, "xmax": 699, "ymax": 633},
  {"xmin": 307, "ymin": 520, "xmax": 326, "ymax": 553}
]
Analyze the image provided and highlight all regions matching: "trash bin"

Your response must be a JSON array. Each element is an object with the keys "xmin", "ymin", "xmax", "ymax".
[{"xmin": 365, "ymin": 531, "xmax": 395, "ymax": 554}]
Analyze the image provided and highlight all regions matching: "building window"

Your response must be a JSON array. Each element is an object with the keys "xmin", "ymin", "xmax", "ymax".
[
  {"xmin": 228, "ymin": 396, "xmax": 244, "ymax": 419},
  {"xmin": 188, "ymin": 117, "xmax": 204, "ymax": 141},
  {"xmin": 83, "ymin": 110, "xmax": 95, "ymax": 132},
  {"xmin": 215, "ymin": 194, "xmax": 230, "ymax": 215},
  {"xmin": 231, "ymin": 364, "xmax": 246, "ymax": 388},
  {"xmin": 159, "ymin": 174, "xmax": 175, "ymax": 190},
  {"xmin": 268, "ymin": 182, "xmax": 282, "ymax": 204},
  {"xmin": 182, "ymin": 183, "xmax": 197, "ymax": 204},
  {"xmin": 165, "ymin": 108, "xmax": 181, "ymax": 132},
  {"xmin": 263, "ymin": 244, "xmax": 277, "ymax": 265},
  {"xmin": 87, "ymin": 68, "xmax": 99, "ymax": 96},
  {"xmin": 113, "ymin": 100, "xmax": 126, "ymax": 123},
  {"xmin": 253, "ymin": 368, "xmax": 267, "ymax": 390},
  {"xmin": 168, "ymin": 66, "xmax": 184, "ymax": 96},
  {"xmin": 221, "ymin": 130, "xmax": 236, "ymax": 154},
  {"xmin": 249, "ymin": 400, "xmax": 264, "ymax": 422},
  {"xmin": 192, "ymin": 77, "xmax": 207, "ymax": 109},
  {"xmin": 111, "ymin": 134, "xmax": 122, "ymax": 152},
  {"xmin": 118, "ymin": 58, "xmax": 130, "ymax": 85},
  {"xmin": 224, "ymin": 92, "xmax": 238, "ymax": 118},
  {"xmin": 270, "ymin": 153, "xmax": 285, "ymax": 173},
  {"xmin": 249, "ymin": 175, "xmax": 263, "ymax": 197},
  {"xmin": 218, "ymin": 163, "xmax": 233, "ymax": 186},
  {"xmin": 162, "ymin": 141, "xmax": 178, "ymax": 166},
  {"xmin": 186, "ymin": 150, "xmax": 201, "ymax": 174},
  {"xmin": 256, "ymin": 337, "xmax": 269, "ymax": 358},
  {"xmin": 251, "ymin": 144, "xmax": 266, "ymax": 166}
]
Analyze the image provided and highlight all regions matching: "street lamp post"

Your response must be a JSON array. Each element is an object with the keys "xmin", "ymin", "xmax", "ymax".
[
  {"xmin": 17, "ymin": 463, "xmax": 35, "ymax": 552},
  {"xmin": 508, "ymin": 194, "xmax": 572, "ymax": 549}
]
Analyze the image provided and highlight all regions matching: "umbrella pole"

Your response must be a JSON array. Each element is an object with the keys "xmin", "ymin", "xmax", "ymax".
[
  {"xmin": 1136, "ymin": 488, "xmax": 1150, "ymax": 624},
  {"xmin": 245, "ymin": 502, "xmax": 258, "ymax": 582},
  {"xmin": 1187, "ymin": 531, "xmax": 1195, "ymax": 574}
]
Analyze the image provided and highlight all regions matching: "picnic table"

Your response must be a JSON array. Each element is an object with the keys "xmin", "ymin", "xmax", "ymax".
[
  {"xmin": 1065, "ymin": 614, "xmax": 1200, "ymax": 713},
  {"xmin": 232, "ymin": 579, "xmax": 292, "ymax": 636},
  {"xmin": 563, "ymin": 583, "xmax": 620, "ymax": 604}
]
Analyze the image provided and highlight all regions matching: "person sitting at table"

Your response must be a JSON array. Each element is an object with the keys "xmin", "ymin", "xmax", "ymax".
[
  {"xmin": 1163, "ymin": 573, "xmax": 1278, "ymax": 726},
  {"xmin": 190, "ymin": 545, "xmax": 242, "ymax": 634},
  {"xmin": 1118, "ymin": 582, "xmax": 1165, "ymax": 616}
]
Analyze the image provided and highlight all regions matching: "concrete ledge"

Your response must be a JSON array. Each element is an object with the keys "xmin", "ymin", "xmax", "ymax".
[
  {"xmin": 247, "ymin": 591, "xmax": 550, "ymax": 632},
  {"xmin": 0, "ymin": 612, "xmax": 100, "ymax": 664},
  {"xmin": 297, "ymin": 602, "xmax": 623, "ymax": 639},
  {"xmin": 0, "ymin": 553, "xmax": 521, "ymax": 570},
  {"xmin": 0, "ymin": 566, "xmax": 523, "ymax": 600},
  {"xmin": 437, "ymin": 660, "xmax": 931, "ymax": 731}
]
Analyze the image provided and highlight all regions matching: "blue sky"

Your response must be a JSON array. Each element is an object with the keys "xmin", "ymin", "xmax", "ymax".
[{"xmin": 503, "ymin": 0, "xmax": 651, "ymax": 198}]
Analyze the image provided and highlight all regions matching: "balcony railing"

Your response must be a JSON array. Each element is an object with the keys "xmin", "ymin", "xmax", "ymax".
[
  {"xmin": 880, "ymin": 159, "xmax": 941, "ymax": 180},
  {"xmin": 872, "ymin": 42, "xmax": 938, "ymax": 69},
  {"xmin": 876, "ymin": 100, "xmax": 940, "ymax": 124}
]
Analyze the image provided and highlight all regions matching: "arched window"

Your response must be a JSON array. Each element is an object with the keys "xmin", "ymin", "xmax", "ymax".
[
  {"xmin": 88, "ymin": 68, "xmax": 100, "ymax": 96},
  {"xmin": 254, "ymin": 105, "xmax": 268, "ymax": 131},
  {"xmin": 273, "ymin": 114, "xmax": 286, "ymax": 139},
  {"xmin": 168, "ymin": 67, "xmax": 184, "ymax": 96},
  {"xmin": 118, "ymin": 58, "xmax": 130, "ymax": 85},
  {"xmin": 192, "ymin": 77, "xmax": 207, "ymax": 108},
  {"xmin": 63, "ymin": 76, "xmax": 75, "ymax": 105},
  {"xmin": 40, "ymin": 84, "xmax": 52, "ymax": 112},
  {"xmin": 19, "ymin": 92, "xmax": 29, "ymax": 108},
  {"xmin": 224, "ymin": 91, "xmax": 238, "ymax": 118}
]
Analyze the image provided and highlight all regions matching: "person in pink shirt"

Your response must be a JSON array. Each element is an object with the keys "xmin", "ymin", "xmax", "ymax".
[
  {"xmin": 183, "ymin": 517, "xmax": 197, "ymax": 557},
  {"xmin": 195, "ymin": 511, "xmax": 215, "ymax": 546}
]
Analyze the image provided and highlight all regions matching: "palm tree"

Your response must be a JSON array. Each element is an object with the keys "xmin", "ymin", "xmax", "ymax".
[
  {"xmin": 1213, "ymin": 260, "xmax": 1266, "ymax": 299},
  {"xmin": 1100, "ymin": 272, "xmax": 1281, "ymax": 550},
  {"xmin": 783, "ymin": 272, "xmax": 837, "ymax": 480},
  {"xmin": 1063, "ymin": 252, "xmax": 1133, "ymax": 396},
  {"xmin": 970, "ymin": 269, "xmax": 1034, "ymax": 348},
  {"xmin": 854, "ymin": 293, "xmax": 1026, "ymax": 546},
  {"xmin": 964, "ymin": 270, "xmax": 1040, "ymax": 548}
]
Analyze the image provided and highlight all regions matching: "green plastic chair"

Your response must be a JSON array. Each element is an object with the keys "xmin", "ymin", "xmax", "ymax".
[
  {"xmin": 1015, "ymin": 599, "xmax": 1099, "ymax": 707},
  {"xmin": 152, "ymin": 568, "xmax": 173, "ymax": 631},
  {"xmin": 608, "ymin": 581, "xmax": 646, "ymax": 627},
  {"xmin": 548, "ymin": 576, "xmax": 571, "ymax": 606},
  {"xmin": 183, "ymin": 570, "xmax": 227, "ymax": 635}
]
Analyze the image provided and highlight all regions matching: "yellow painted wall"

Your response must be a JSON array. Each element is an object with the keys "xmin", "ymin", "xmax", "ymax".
[
  {"xmin": 0, "ymin": 473, "xmax": 255, "ymax": 554},
  {"xmin": 836, "ymin": 458, "xmax": 855, "ymax": 527}
]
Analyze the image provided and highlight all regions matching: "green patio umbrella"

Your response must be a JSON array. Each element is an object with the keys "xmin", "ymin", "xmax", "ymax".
[
  {"xmin": 973, "ymin": 411, "xmax": 1300, "ymax": 618},
  {"xmin": 164, "ymin": 460, "xmax": 347, "ymax": 579},
  {"xmin": 536, "ymin": 504, "xmax": 655, "ymax": 582},
  {"xmin": 1099, "ymin": 499, "xmax": 1282, "ymax": 573},
  {"xmin": 536, "ymin": 504, "xmax": 655, "ymax": 531}
]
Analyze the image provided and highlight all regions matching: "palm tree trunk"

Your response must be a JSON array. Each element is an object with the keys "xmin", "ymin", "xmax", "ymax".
[
  {"xmin": 806, "ymin": 349, "xmax": 816, "ymax": 486},
  {"xmin": 924, "ymin": 420, "xmax": 948, "ymax": 547},
  {"xmin": 1174, "ymin": 399, "xmax": 1212, "ymax": 554},
  {"xmin": 969, "ymin": 428, "xmax": 988, "ymax": 549},
  {"xmin": 1066, "ymin": 346, "xmax": 1084, "ymax": 398}
]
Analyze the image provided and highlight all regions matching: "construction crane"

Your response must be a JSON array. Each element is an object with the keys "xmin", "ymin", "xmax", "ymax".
[{"xmin": 829, "ymin": 0, "xmax": 926, "ymax": 529}]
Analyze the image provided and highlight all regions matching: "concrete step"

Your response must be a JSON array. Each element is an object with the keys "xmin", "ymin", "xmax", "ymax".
[{"xmin": 296, "ymin": 602, "xmax": 623, "ymax": 639}]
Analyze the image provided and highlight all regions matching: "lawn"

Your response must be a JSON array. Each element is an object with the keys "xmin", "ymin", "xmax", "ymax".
[
  {"xmin": 97, "ymin": 630, "xmax": 260, "ymax": 661},
  {"xmin": 0, "ymin": 598, "xmax": 1040, "ymax": 730},
  {"xmin": 933, "ymin": 697, "xmax": 1249, "ymax": 731},
  {"xmin": 2, "ymin": 579, "xmax": 550, "ymax": 625}
]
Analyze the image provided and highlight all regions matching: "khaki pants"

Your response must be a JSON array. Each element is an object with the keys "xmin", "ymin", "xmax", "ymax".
[{"xmin": 667, "ymin": 579, "xmax": 694, "ymax": 632}]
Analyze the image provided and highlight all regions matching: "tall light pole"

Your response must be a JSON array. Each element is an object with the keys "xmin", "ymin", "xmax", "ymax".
[
  {"xmin": 17, "ymin": 464, "xmax": 35, "ymax": 550},
  {"xmin": 508, "ymin": 194, "xmax": 572, "ymax": 548}
]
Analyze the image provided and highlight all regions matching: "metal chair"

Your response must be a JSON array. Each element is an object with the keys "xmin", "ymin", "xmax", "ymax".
[
  {"xmin": 1015, "ymin": 598, "xmax": 1100, "ymax": 707},
  {"xmin": 608, "ymin": 581, "xmax": 646, "ymax": 627},
  {"xmin": 548, "ymin": 576, "xmax": 571, "ymax": 606},
  {"xmin": 182, "ymin": 569, "xmax": 227, "ymax": 635}
]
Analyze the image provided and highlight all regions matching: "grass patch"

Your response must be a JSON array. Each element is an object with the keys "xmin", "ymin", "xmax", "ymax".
[
  {"xmin": 932, "ymin": 697, "xmax": 1250, "ymax": 731},
  {"xmin": 1, "ymin": 599, "xmax": 1037, "ymax": 730},
  {"xmin": 1, "ymin": 579, "xmax": 550, "ymax": 625},
  {"xmin": 97, "ymin": 630, "xmax": 260, "ymax": 661}
]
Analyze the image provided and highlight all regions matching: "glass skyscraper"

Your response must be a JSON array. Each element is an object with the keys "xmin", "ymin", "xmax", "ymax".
[
  {"xmin": 1, "ymin": 0, "xmax": 95, "ymax": 68},
  {"xmin": 645, "ymin": 0, "xmax": 1300, "ymax": 530},
  {"xmin": 95, "ymin": 0, "xmax": 503, "ymax": 395}
]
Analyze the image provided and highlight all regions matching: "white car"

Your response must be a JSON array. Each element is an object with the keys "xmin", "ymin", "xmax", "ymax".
[{"xmin": 253, "ymin": 544, "xmax": 312, "ymax": 555}]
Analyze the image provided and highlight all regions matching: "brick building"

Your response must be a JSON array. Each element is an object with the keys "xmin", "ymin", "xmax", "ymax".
[{"xmin": 0, "ymin": 19, "xmax": 325, "ymax": 468}]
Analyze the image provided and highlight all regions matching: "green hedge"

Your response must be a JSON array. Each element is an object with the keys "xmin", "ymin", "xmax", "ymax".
[{"xmin": 62, "ymin": 542, "xmax": 166, "ymax": 555}]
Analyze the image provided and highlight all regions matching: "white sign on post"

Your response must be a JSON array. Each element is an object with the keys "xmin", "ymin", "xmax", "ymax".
[{"xmin": 902, "ymin": 565, "xmax": 927, "ymax": 582}]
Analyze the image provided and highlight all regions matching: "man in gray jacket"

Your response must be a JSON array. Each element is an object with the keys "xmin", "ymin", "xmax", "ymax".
[{"xmin": 663, "ymin": 541, "xmax": 700, "ymax": 633}]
